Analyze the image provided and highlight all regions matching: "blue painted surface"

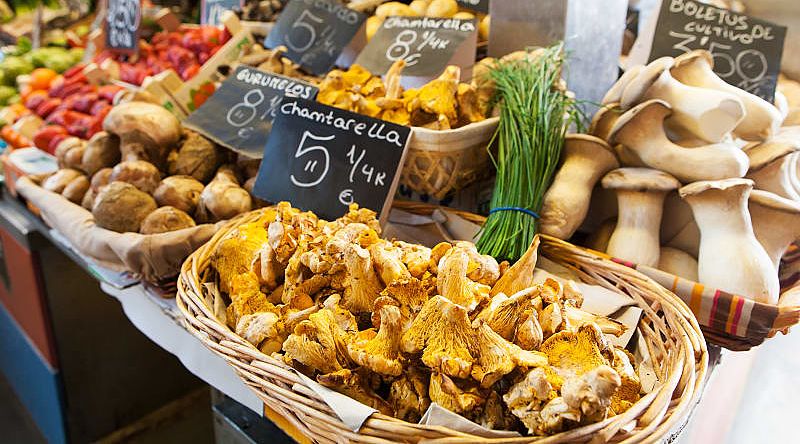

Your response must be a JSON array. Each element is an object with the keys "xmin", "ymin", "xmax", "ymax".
[{"xmin": 0, "ymin": 302, "xmax": 66, "ymax": 444}]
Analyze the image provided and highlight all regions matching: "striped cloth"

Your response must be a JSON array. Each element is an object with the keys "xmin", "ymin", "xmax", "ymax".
[{"xmin": 607, "ymin": 256, "xmax": 800, "ymax": 345}]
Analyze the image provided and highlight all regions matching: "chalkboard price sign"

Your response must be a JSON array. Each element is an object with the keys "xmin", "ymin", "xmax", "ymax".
[
  {"xmin": 457, "ymin": 0, "xmax": 488, "ymax": 14},
  {"xmin": 253, "ymin": 98, "xmax": 411, "ymax": 221},
  {"xmin": 183, "ymin": 66, "xmax": 318, "ymax": 158},
  {"xmin": 202, "ymin": 0, "xmax": 241, "ymax": 26},
  {"xmin": 105, "ymin": 0, "xmax": 141, "ymax": 53},
  {"xmin": 264, "ymin": 0, "xmax": 367, "ymax": 76},
  {"xmin": 650, "ymin": 0, "xmax": 786, "ymax": 101},
  {"xmin": 355, "ymin": 16, "xmax": 477, "ymax": 78}
]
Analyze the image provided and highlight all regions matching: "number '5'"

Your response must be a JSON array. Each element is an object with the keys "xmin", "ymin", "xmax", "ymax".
[
  {"xmin": 286, "ymin": 10, "xmax": 323, "ymax": 53},
  {"xmin": 290, "ymin": 131, "xmax": 334, "ymax": 188}
]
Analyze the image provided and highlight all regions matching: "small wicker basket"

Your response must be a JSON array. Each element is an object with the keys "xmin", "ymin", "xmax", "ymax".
[
  {"xmin": 400, "ymin": 118, "xmax": 499, "ymax": 200},
  {"xmin": 177, "ymin": 208, "xmax": 708, "ymax": 443}
]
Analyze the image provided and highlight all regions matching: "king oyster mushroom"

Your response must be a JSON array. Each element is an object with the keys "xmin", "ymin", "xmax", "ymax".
[
  {"xmin": 671, "ymin": 50, "xmax": 782, "ymax": 141},
  {"xmin": 619, "ymin": 56, "xmax": 745, "ymax": 142},
  {"xmin": 608, "ymin": 99, "xmax": 750, "ymax": 183},
  {"xmin": 601, "ymin": 168, "xmax": 680, "ymax": 267},
  {"xmin": 680, "ymin": 178, "xmax": 779, "ymax": 304},
  {"xmin": 748, "ymin": 190, "xmax": 800, "ymax": 271},
  {"xmin": 540, "ymin": 135, "xmax": 619, "ymax": 240}
]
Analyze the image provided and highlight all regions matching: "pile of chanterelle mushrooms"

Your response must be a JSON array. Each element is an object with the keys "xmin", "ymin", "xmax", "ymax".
[
  {"xmin": 210, "ymin": 202, "xmax": 640, "ymax": 435},
  {"xmin": 539, "ymin": 49, "xmax": 800, "ymax": 306}
]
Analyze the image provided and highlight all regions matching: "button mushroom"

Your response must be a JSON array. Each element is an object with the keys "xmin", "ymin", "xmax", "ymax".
[
  {"xmin": 539, "ymin": 134, "xmax": 619, "ymax": 240},
  {"xmin": 102, "ymin": 101, "xmax": 182, "ymax": 171},
  {"xmin": 601, "ymin": 168, "xmax": 680, "ymax": 267},
  {"xmin": 620, "ymin": 57, "xmax": 745, "ymax": 143},
  {"xmin": 671, "ymin": 50, "xmax": 782, "ymax": 141},
  {"xmin": 608, "ymin": 99, "xmax": 749, "ymax": 182},
  {"xmin": 748, "ymin": 190, "xmax": 800, "ymax": 271},
  {"xmin": 679, "ymin": 178, "xmax": 779, "ymax": 304}
]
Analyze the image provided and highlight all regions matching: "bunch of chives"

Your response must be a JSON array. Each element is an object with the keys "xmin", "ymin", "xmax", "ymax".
[{"xmin": 476, "ymin": 44, "xmax": 582, "ymax": 261}]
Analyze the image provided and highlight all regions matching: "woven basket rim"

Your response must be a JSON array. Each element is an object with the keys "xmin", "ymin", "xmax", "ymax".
[{"xmin": 176, "ymin": 207, "xmax": 708, "ymax": 443}]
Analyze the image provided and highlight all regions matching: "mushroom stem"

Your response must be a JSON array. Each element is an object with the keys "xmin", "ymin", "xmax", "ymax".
[
  {"xmin": 658, "ymin": 247, "xmax": 698, "ymax": 281},
  {"xmin": 540, "ymin": 135, "xmax": 619, "ymax": 240},
  {"xmin": 671, "ymin": 50, "xmax": 782, "ymax": 141},
  {"xmin": 609, "ymin": 100, "xmax": 749, "ymax": 183},
  {"xmin": 746, "ymin": 153, "xmax": 800, "ymax": 202},
  {"xmin": 622, "ymin": 57, "xmax": 745, "ymax": 143},
  {"xmin": 748, "ymin": 190, "xmax": 800, "ymax": 270},
  {"xmin": 602, "ymin": 168, "xmax": 680, "ymax": 267},
  {"xmin": 680, "ymin": 179, "xmax": 779, "ymax": 304}
]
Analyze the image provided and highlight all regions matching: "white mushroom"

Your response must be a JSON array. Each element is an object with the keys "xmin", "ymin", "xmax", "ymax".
[
  {"xmin": 658, "ymin": 247, "xmax": 698, "ymax": 281},
  {"xmin": 680, "ymin": 179, "xmax": 779, "ymax": 304},
  {"xmin": 609, "ymin": 99, "xmax": 750, "ymax": 183},
  {"xmin": 602, "ymin": 168, "xmax": 680, "ymax": 267},
  {"xmin": 586, "ymin": 218, "xmax": 616, "ymax": 253},
  {"xmin": 746, "ymin": 154, "xmax": 800, "ymax": 202},
  {"xmin": 671, "ymin": 50, "xmax": 782, "ymax": 142},
  {"xmin": 602, "ymin": 65, "xmax": 644, "ymax": 105},
  {"xmin": 540, "ymin": 134, "xmax": 619, "ymax": 240},
  {"xmin": 620, "ymin": 57, "xmax": 745, "ymax": 143},
  {"xmin": 748, "ymin": 190, "xmax": 800, "ymax": 271}
]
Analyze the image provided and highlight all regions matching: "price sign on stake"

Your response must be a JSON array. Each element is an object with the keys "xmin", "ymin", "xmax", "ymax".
[
  {"xmin": 264, "ymin": 0, "xmax": 367, "ymax": 76},
  {"xmin": 253, "ymin": 98, "xmax": 411, "ymax": 221},
  {"xmin": 457, "ymin": 0, "xmax": 488, "ymax": 14},
  {"xmin": 183, "ymin": 66, "xmax": 318, "ymax": 158},
  {"xmin": 355, "ymin": 16, "xmax": 478, "ymax": 86},
  {"xmin": 105, "ymin": 0, "xmax": 141, "ymax": 53},
  {"xmin": 202, "ymin": 0, "xmax": 241, "ymax": 26},
  {"xmin": 649, "ymin": 0, "xmax": 786, "ymax": 101}
]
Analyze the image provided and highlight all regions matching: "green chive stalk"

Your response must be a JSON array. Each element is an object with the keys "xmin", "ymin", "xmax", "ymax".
[{"xmin": 476, "ymin": 44, "xmax": 583, "ymax": 261}]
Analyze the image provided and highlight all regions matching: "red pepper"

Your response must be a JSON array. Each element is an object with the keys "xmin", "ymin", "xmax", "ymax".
[
  {"xmin": 32, "ymin": 125, "xmax": 69, "ymax": 153},
  {"xmin": 24, "ymin": 92, "xmax": 49, "ymax": 111},
  {"xmin": 90, "ymin": 100, "xmax": 111, "ymax": 116},
  {"xmin": 70, "ymin": 93, "xmax": 98, "ymax": 114},
  {"xmin": 35, "ymin": 98, "xmax": 63, "ymax": 118},
  {"xmin": 62, "ymin": 64, "xmax": 85, "ymax": 79},
  {"xmin": 181, "ymin": 63, "xmax": 200, "ymax": 80},
  {"xmin": 48, "ymin": 133, "xmax": 69, "ymax": 153}
]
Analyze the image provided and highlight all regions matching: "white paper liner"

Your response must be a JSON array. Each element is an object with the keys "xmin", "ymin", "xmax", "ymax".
[
  {"xmin": 419, "ymin": 403, "xmax": 522, "ymax": 438},
  {"xmin": 289, "ymin": 369, "xmax": 377, "ymax": 432}
]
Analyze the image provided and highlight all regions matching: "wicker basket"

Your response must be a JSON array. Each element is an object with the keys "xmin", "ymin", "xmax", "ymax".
[
  {"xmin": 400, "ymin": 117, "xmax": 499, "ymax": 200},
  {"xmin": 177, "ymin": 208, "xmax": 708, "ymax": 443}
]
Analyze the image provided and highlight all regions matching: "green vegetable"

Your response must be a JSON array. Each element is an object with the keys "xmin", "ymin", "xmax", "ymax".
[
  {"xmin": 476, "ymin": 44, "xmax": 584, "ymax": 261},
  {"xmin": 0, "ymin": 56, "xmax": 33, "ymax": 85},
  {"xmin": 25, "ymin": 47, "xmax": 76, "ymax": 73},
  {"xmin": 0, "ymin": 85, "xmax": 16, "ymax": 105},
  {"xmin": 13, "ymin": 36, "xmax": 32, "ymax": 55}
]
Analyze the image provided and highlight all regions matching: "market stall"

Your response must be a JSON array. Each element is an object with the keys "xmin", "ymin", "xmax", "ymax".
[{"xmin": 0, "ymin": 0, "xmax": 798, "ymax": 442}]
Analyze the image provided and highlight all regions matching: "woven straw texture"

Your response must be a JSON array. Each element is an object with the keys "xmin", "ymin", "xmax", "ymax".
[
  {"xmin": 400, "ymin": 118, "xmax": 498, "ymax": 200},
  {"xmin": 177, "ymin": 208, "xmax": 708, "ymax": 443}
]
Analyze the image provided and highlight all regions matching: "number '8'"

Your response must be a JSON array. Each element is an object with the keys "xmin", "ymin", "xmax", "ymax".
[{"xmin": 386, "ymin": 30, "xmax": 417, "ymax": 61}]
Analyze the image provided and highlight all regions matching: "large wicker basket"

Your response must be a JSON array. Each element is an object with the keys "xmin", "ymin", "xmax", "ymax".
[
  {"xmin": 177, "ymin": 208, "xmax": 708, "ymax": 443},
  {"xmin": 400, "ymin": 118, "xmax": 499, "ymax": 200}
]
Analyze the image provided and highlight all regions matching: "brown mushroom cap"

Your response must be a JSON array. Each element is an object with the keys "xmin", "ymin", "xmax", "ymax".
[
  {"xmin": 745, "ymin": 127, "xmax": 800, "ymax": 171},
  {"xmin": 103, "ymin": 101, "xmax": 181, "ymax": 149},
  {"xmin": 608, "ymin": 99, "xmax": 672, "ymax": 146},
  {"xmin": 602, "ymin": 167, "xmax": 680, "ymax": 192},
  {"xmin": 749, "ymin": 189, "xmax": 800, "ymax": 214},
  {"xmin": 678, "ymin": 178, "xmax": 753, "ymax": 198},
  {"xmin": 620, "ymin": 57, "xmax": 674, "ymax": 109},
  {"xmin": 589, "ymin": 103, "xmax": 624, "ymax": 141},
  {"xmin": 602, "ymin": 65, "xmax": 644, "ymax": 105},
  {"xmin": 563, "ymin": 133, "xmax": 619, "ymax": 167},
  {"xmin": 672, "ymin": 50, "xmax": 714, "ymax": 72}
]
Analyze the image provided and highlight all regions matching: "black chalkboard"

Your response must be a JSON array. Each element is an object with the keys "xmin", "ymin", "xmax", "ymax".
[
  {"xmin": 649, "ymin": 0, "xmax": 786, "ymax": 102},
  {"xmin": 183, "ymin": 66, "xmax": 318, "ymax": 158},
  {"xmin": 264, "ymin": 0, "xmax": 367, "ymax": 76},
  {"xmin": 355, "ymin": 16, "xmax": 477, "ymax": 78},
  {"xmin": 253, "ymin": 98, "xmax": 411, "ymax": 221},
  {"xmin": 105, "ymin": 0, "xmax": 141, "ymax": 53},
  {"xmin": 202, "ymin": 0, "xmax": 241, "ymax": 26},
  {"xmin": 457, "ymin": 0, "xmax": 488, "ymax": 14}
]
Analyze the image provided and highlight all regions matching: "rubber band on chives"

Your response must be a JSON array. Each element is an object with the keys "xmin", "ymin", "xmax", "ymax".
[{"xmin": 487, "ymin": 207, "xmax": 540, "ymax": 219}]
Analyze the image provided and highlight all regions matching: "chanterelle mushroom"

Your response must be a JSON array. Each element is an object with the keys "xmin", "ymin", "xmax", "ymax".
[
  {"xmin": 389, "ymin": 368, "xmax": 430, "ymax": 422},
  {"xmin": 602, "ymin": 168, "xmax": 680, "ymax": 267},
  {"xmin": 470, "ymin": 321, "xmax": 548, "ymax": 388},
  {"xmin": 437, "ymin": 246, "xmax": 491, "ymax": 311},
  {"xmin": 318, "ymin": 369, "xmax": 394, "ymax": 416},
  {"xmin": 347, "ymin": 305, "xmax": 404, "ymax": 376},
  {"xmin": 429, "ymin": 372, "xmax": 485, "ymax": 416},
  {"xmin": 402, "ymin": 295, "xmax": 474, "ymax": 379},
  {"xmin": 282, "ymin": 305, "xmax": 357, "ymax": 375},
  {"xmin": 608, "ymin": 99, "xmax": 750, "ymax": 183},
  {"xmin": 103, "ymin": 101, "xmax": 182, "ymax": 170},
  {"xmin": 343, "ymin": 243, "xmax": 384, "ymax": 313}
]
